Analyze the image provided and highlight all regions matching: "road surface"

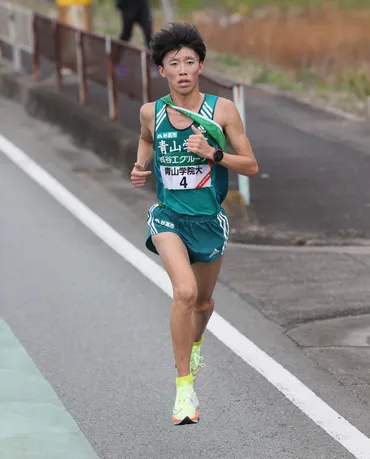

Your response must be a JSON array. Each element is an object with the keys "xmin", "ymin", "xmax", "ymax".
[{"xmin": 1, "ymin": 96, "xmax": 370, "ymax": 459}]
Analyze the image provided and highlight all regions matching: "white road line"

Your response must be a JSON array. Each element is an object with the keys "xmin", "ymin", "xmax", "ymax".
[{"xmin": 1, "ymin": 133, "xmax": 370, "ymax": 459}]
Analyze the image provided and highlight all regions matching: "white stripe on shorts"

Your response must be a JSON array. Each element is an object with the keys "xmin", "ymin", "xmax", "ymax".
[
  {"xmin": 147, "ymin": 204, "xmax": 159, "ymax": 235},
  {"xmin": 217, "ymin": 211, "xmax": 229, "ymax": 255}
]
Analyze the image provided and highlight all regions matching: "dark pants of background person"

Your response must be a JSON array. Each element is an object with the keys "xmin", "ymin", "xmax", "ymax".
[
  {"xmin": 113, "ymin": 3, "xmax": 153, "ymax": 72},
  {"xmin": 119, "ymin": 4, "xmax": 153, "ymax": 49}
]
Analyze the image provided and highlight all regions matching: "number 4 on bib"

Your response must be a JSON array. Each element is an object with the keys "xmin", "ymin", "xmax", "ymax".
[{"xmin": 180, "ymin": 177, "xmax": 188, "ymax": 188}]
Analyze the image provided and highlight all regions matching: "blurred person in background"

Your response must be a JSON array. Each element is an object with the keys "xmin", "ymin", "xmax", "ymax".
[
  {"xmin": 116, "ymin": 0, "xmax": 153, "ymax": 49},
  {"xmin": 115, "ymin": 0, "xmax": 154, "ymax": 75}
]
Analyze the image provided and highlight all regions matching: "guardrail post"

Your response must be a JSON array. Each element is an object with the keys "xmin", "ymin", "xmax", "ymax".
[
  {"xmin": 76, "ymin": 31, "xmax": 87, "ymax": 105},
  {"xmin": 106, "ymin": 37, "xmax": 118, "ymax": 120},
  {"xmin": 141, "ymin": 50, "xmax": 149, "ymax": 104},
  {"xmin": 233, "ymin": 83, "xmax": 250, "ymax": 206},
  {"xmin": 146, "ymin": 51, "xmax": 153, "ymax": 102},
  {"xmin": 54, "ymin": 21, "xmax": 62, "ymax": 91},
  {"xmin": 8, "ymin": 7, "xmax": 21, "ymax": 71},
  {"xmin": 32, "ymin": 14, "xmax": 40, "ymax": 80}
]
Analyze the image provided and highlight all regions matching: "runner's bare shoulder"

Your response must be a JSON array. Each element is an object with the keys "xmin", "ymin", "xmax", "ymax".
[
  {"xmin": 140, "ymin": 102, "xmax": 156, "ymax": 126},
  {"xmin": 214, "ymin": 97, "xmax": 237, "ymax": 125}
]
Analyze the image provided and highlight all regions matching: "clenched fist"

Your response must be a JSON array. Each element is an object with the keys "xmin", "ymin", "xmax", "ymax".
[{"xmin": 187, "ymin": 125, "xmax": 214, "ymax": 159}]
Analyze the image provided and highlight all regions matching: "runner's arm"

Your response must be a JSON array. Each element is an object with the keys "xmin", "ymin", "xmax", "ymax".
[{"xmin": 136, "ymin": 103, "xmax": 155, "ymax": 170}]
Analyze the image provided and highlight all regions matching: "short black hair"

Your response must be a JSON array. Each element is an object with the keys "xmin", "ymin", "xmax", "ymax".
[{"xmin": 150, "ymin": 23, "xmax": 206, "ymax": 67}]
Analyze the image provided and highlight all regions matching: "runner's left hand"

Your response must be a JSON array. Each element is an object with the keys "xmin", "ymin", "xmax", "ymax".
[{"xmin": 187, "ymin": 126, "xmax": 215, "ymax": 160}]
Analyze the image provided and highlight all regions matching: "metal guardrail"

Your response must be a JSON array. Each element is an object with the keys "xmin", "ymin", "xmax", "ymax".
[{"xmin": 0, "ymin": 3, "xmax": 250, "ymax": 204}]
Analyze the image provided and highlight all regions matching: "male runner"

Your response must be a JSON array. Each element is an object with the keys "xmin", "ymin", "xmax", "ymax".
[{"xmin": 131, "ymin": 22, "xmax": 258, "ymax": 426}]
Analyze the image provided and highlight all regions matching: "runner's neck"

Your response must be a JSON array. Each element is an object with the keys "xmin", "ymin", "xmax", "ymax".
[{"xmin": 170, "ymin": 90, "xmax": 204, "ymax": 112}]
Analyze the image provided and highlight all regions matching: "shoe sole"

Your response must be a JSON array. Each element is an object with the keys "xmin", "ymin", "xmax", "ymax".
[{"xmin": 173, "ymin": 415, "xmax": 199, "ymax": 426}]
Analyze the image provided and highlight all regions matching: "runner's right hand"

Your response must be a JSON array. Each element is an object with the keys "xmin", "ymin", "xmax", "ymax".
[{"xmin": 131, "ymin": 162, "xmax": 152, "ymax": 187}]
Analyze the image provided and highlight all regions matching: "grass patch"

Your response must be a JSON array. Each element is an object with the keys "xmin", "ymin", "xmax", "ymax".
[
  {"xmin": 214, "ymin": 54, "xmax": 241, "ymax": 68},
  {"xmin": 341, "ymin": 67, "xmax": 370, "ymax": 99},
  {"xmin": 91, "ymin": 0, "xmax": 120, "ymax": 37},
  {"xmin": 256, "ymin": 69, "xmax": 300, "ymax": 90}
]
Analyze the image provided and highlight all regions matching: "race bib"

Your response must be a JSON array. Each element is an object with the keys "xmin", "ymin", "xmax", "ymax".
[{"xmin": 160, "ymin": 164, "xmax": 212, "ymax": 190}]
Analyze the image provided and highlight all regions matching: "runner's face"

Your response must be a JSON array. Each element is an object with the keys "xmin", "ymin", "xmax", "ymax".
[{"xmin": 159, "ymin": 47, "xmax": 203, "ymax": 94}]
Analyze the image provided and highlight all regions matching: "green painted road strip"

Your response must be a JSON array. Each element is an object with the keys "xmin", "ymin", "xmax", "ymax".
[{"xmin": 0, "ymin": 319, "xmax": 100, "ymax": 459}]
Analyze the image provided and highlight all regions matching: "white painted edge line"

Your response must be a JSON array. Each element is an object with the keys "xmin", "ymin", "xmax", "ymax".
[{"xmin": 1, "ymin": 133, "xmax": 370, "ymax": 459}]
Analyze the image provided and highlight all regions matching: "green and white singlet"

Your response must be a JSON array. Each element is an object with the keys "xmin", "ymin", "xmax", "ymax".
[{"xmin": 153, "ymin": 94, "xmax": 229, "ymax": 216}]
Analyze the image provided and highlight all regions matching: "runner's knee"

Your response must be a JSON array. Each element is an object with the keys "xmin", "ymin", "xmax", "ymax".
[
  {"xmin": 173, "ymin": 285, "xmax": 198, "ymax": 313},
  {"xmin": 195, "ymin": 297, "xmax": 214, "ymax": 313}
]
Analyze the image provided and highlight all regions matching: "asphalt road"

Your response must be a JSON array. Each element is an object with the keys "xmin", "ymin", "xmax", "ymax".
[
  {"xmin": 1, "ymin": 96, "xmax": 370, "ymax": 459},
  {"xmin": 244, "ymin": 87, "xmax": 370, "ymax": 239}
]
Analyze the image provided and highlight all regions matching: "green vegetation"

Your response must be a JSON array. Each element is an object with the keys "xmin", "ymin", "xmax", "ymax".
[{"xmin": 341, "ymin": 67, "xmax": 370, "ymax": 99}]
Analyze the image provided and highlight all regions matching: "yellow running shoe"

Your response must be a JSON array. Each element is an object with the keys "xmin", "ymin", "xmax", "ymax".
[
  {"xmin": 190, "ymin": 339, "xmax": 205, "ymax": 381},
  {"xmin": 172, "ymin": 379, "xmax": 199, "ymax": 426}
]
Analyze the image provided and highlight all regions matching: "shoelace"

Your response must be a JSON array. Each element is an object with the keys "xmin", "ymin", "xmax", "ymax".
[
  {"xmin": 191, "ymin": 350, "xmax": 205, "ymax": 369},
  {"xmin": 175, "ymin": 351, "xmax": 205, "ymax": 371}
]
